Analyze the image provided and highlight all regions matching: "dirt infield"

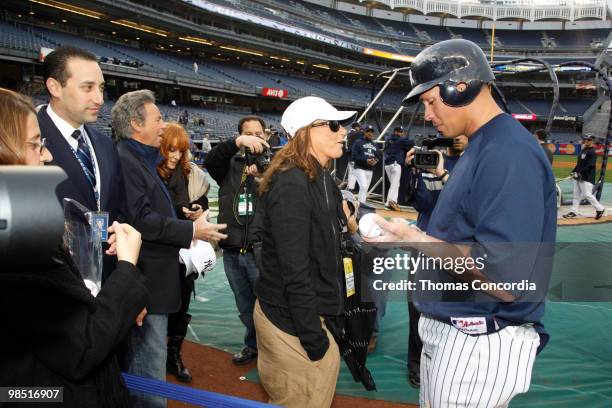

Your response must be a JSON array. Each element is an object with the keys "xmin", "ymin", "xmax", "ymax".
[{"xmin": 168, "ymin": 341, "xmax": 417, "ymax": 408}]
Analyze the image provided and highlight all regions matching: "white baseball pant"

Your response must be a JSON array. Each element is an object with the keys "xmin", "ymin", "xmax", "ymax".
[
  {"xmin": 347, "ymin": 161, "xmax": 357, "ymax": 190},
  {"xmin": 384, "ymin": 162, "xmax": 402, "ymax": 205},
  {"xmin": 418, "ymin": 316, "xmax": 539, "ymax": 408},
  {"xmin": 570, "ymin": 180, "xmax": 604, "ymax": 214},
  {"xmin": 354, "ymin": 168, "xmax": 373, "ymax": 203}
]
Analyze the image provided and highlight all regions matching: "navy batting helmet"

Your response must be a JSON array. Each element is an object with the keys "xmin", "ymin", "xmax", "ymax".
[{"xmin": 403, "ymin": 39, "xmax": 495, "ymax": 108}]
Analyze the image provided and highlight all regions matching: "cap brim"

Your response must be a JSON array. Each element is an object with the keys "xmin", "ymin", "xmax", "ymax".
[
  {"xmin": 323, "ymin": 110, "xmax": 357, "ymax": 126},
  {"xmin": 402, "ymin": 81, "xmax": 438, "ymax": 105}
]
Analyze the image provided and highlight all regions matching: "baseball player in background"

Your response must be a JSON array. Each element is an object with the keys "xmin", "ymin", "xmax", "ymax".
[
  {"xmin": 367, "ymin": 39, "xmax": 557, "ymax": 408},
  {"xmin": 563, "ymin": 134, "xmax": 606, "ymax": 220},
  {"xmin": 352, "ymin": 125, "xmax": 380, "ymax": 203}
]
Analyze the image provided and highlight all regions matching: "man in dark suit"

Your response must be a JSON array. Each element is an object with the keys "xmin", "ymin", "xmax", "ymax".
[
  {"xmin": 112, "ymin": 89, "xmax": 226, "ymax": 408},
  {"xmin": 40, "ymin": 46, "xmax": 126, "ymax": 226}
]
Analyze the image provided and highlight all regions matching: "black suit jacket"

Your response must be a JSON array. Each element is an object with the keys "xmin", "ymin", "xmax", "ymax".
[
  {"xmin": 38, "ymin": 106, "xmax": 127, "ymax": 222},
  {"xmin": 117, "ymin": 140, "xmax": 193, "ymax": 314}
]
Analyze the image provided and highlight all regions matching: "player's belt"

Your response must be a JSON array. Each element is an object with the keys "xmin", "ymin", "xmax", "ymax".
[{"xmin": 423, "ymin": 313, "xmax": 503, "ymax": 336}]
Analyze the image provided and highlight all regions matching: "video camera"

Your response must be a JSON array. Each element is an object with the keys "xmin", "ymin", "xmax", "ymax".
[{"xmin": 412, "ymin": 134, "xmax": 455, "ymax": 170}]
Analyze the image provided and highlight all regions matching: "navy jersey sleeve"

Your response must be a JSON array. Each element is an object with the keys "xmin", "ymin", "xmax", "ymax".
[{"xmin": 466, "ymin": 142, "xmax": 549, "ymax": 289}]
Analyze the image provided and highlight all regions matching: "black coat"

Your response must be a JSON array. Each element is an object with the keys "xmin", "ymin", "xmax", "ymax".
[
  {"xmin": 117, "ymin": 140, "xmax": 193, "ymax": 314},
  {"xmin": 0, "ymin": 258, "xmax": 147, "ymax": 408},
  {"xmin": 205, "ymin": 138, "xmax": 256, "ymax": 250},
  {"xmin": 252, "ymin": 165, "xmax": 344, "ymax": 361}
]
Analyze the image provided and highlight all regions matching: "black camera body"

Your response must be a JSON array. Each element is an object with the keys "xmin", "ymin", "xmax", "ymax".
[
  {"xmin": 413, "ymin": 135, "xmax": 455, "ymax": 170},
  {"xmin": 245, "ymin": 146, "xmax": 281, "ymax": 173}
]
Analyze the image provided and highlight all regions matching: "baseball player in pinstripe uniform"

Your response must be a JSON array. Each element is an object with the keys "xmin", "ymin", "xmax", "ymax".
[{"xmin": 368, "ymin": 39, "xmax": 556, "ymax": 407}]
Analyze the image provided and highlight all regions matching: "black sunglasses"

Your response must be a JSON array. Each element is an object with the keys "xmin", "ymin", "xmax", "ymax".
[{"xmin": 311, "ymin": 120, "xmax": 341, "ymax": 132}]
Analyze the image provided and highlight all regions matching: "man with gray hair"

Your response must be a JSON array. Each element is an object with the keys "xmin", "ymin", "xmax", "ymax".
[{"xmin": 113, "ymin": 90, "xmax": 227, "ymax": 408}]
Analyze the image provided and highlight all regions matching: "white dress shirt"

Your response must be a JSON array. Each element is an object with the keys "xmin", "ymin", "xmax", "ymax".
[{"xmin": 47, "ymin": 104, "xmax": 101, "ymax": 209}]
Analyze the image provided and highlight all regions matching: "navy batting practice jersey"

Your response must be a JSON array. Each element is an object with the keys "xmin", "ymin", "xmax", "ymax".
[{"xmin": 414, "ymin": 113, "xmax": 557, "ymax": 351}]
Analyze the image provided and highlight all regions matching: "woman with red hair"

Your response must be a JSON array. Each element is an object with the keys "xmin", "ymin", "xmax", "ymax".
[{"xmin": 157, "ymin": 122, "xmax": 210, "ymax": 382}]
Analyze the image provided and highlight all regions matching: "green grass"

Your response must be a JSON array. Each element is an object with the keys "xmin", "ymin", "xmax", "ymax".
[{"xmin": 552, "ymin": 155, "xmax": 612, "ymax": 182}]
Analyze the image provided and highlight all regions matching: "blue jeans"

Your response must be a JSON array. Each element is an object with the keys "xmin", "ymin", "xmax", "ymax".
[
  {"xmin": 122, "ymin": 314, "xmax": 168, "ymax": 408},
  {"xmin": 223, "ymin": 249, "xmax": 259, "ymax": 350}
]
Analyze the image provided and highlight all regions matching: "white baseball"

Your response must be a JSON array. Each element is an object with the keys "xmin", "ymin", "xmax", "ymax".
[{"xmin": 359, "ymin": 213, "xmax": 383, "ymax": 239}]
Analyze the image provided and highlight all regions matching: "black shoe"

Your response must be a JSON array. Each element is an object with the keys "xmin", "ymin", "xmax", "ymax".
[
  {"xmin": 595, "ymin": 210, "xmax": 605, "ymax": 220},
  {"xmin": 563, "ymin": 212, "xmax": 577, "ymax": 219},
  {"xmin": 408, "ymin": 370, "xmax": 420, "ymax": 388},
  {"xmin": 232, "ymin": 347, "xmax": 257, "ymax": 365},
  {"xmin": 167, "ymin": 336, "xmax": 192, "ymax": 383}
]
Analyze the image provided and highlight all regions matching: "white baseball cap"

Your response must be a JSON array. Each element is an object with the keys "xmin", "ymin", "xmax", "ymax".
[{"xmin": 281, "ymin": 96, "xmax": 357, "ymax": 139}]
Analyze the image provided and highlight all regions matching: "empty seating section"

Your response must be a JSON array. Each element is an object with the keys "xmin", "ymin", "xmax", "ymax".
[
  {"xmin": 0, "ymin": 21, "xmax": 53, "ymax": 51},
  {"xmin": 448, "ymin": 27, "xmax": 488, "ymax": 45}
]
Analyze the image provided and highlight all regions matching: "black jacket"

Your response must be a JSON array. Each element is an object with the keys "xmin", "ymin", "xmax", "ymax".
[
  {"xmin": 573, "ymin": 146, "xmax": 597, "ymax": 184},
  {"xmin": 117, "ymin": 140, "xmax": 193, "ymax": 314},
  {"xmin": 0, "ymin": 258, "xmax": 147, "ymax": 408},
  {"xmin": 205, "ymin": 138, "xmax": 257, "ymax": 250},
  {"xmin": 252, "ymin": 165, "xmax": 345, "ymax": 361}
]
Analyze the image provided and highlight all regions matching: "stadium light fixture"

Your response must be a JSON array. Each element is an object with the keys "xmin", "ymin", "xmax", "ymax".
[
  {"xmin": 270, "ymin": 56, "xmax": 291, "ymax": 62},
  {"xmin": 296, "ymin": 60, "xmax": 305, "ymax": 65},
  {"xmin": 29, "ymin": 0, "xmax": 103, "ymax": 19},
  {"xmin": 219, "ymin": 45, "xmax": 263, "ymax": 56},
  {"xmin": 338, "ymin": 69, "xmax": 359, "ymax": 75},
  {"xmin": 313, "ymin": 64, "xmax": 330, "ymax": 70},
  {"xmin": 111, "ymin": 19, "xmax": 168, "ymax": 37},
  {"xmin": 179, "ymin": 36, "xmax": 213, "ymax": 46}
]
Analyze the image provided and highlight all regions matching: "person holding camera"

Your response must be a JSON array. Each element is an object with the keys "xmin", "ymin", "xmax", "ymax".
[
  {"xmin": 0, "ymin": 87, "xmax": 147, "ymax": 407},
  {"xmin": 384, "ymin": 126, "xmax": 414, "ymax": 211},
  {"xmin": 351, "ymin": 125, "xmax": 380, "ymax": 203},
  {"xmin": 204, "ymin": 115, "xmax": 270, "ymax": 365},
  {"xmin": 402, "ymin": 134, "xmax": 467, "ymax": 387},
  {"xmin": 407, "ymin": 135, "xmax": 468, "ymax": 230},
  {"xmin": 250, "ymin": 96, "xmax": 355, "ymax": 407},
  {"xmin": 563, "ymin": 134, "xmax": 606, "ymax": 219},
  {"xmin": 158, "ymin": 123, "xmax": 211, "ymax": 383}
]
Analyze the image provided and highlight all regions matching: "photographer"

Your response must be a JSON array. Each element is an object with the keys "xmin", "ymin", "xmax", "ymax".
[
  {"xmin": 563, "ymin": 134, "xmax": 605, "ymax": 219},
  {"xmin": 351, "ymin": 125, "xmax": 380, "ymax": 203},
  {"xmin": 204, "ymin": 115, "xmax": 270, "ymax": 365},
  {"xmin": 403, "ymin": 134, "xmax": 467, "ymax": 387},
  {"xmin": 408, "ymin": 135, "xmax": 468, "ymax": 230}
]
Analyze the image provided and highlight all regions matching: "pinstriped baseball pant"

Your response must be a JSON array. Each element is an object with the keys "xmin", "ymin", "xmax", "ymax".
[{"xmin": 418, "ymin": 316, "xmax": 539, "ymax": 408}]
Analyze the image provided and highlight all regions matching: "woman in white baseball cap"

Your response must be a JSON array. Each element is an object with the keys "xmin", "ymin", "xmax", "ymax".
[{"xmin": 251, "ymin": 96, "xmax": 355, "ymax": 407}]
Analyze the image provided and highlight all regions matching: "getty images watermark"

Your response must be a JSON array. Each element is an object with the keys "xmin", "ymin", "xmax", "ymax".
[{"xmin": 370, "ymin": 252, "xmax": 537, "ymax": 293}]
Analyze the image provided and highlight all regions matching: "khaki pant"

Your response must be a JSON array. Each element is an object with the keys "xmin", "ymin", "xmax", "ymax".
[{"xmin": 254, "ymin": 300, "xmax": 340, "ymax": 408}]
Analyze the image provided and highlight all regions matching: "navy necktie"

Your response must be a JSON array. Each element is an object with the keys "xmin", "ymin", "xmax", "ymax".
[{"xmin": 71, "ymin": 129, "xmax": 96, "ymax": 190}]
